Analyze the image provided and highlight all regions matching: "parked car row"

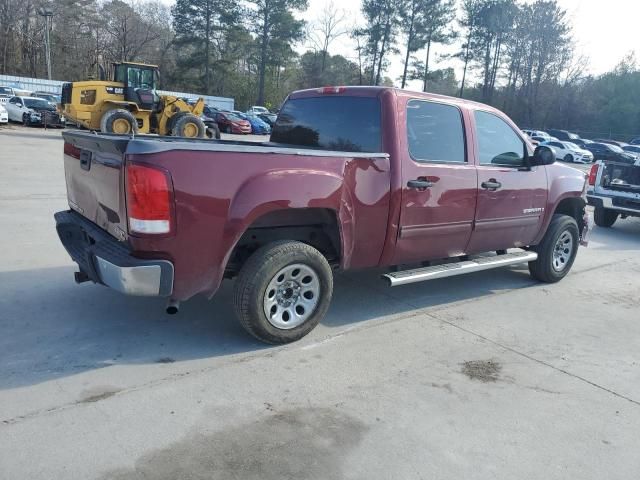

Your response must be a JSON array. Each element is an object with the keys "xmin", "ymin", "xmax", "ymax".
[
  {"xmin": 1, "ymin": 84, "xmax": 66, "ymax": 128},
  {"xmin": 522, "ymin": 128, "xmax": 640, "ymax": 164},
  {"xmin": 198, "ymin": 103, "xmax": 276, "ymax": 135},
  {"xmin": 1, "ymin": 83, "xmax": 276, "ymax": 135},
  {"xmin": 2, "ymin": 95, "xmax": 65, "ymax": 128}
]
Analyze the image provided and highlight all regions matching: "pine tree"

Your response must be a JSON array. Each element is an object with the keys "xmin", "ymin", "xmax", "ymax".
[{"xmin": 246, "ymin": 0, "xmax": 307, "ymax": 106}]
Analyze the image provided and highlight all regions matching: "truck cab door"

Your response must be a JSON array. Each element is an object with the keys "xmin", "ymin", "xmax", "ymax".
[
  {"xmin": 466, "ymin": 110, "xmax": 547, "ymax": 253},
  {"xmin": 393, "ymin": 99, "xmax": 478, "ymax": 264}
]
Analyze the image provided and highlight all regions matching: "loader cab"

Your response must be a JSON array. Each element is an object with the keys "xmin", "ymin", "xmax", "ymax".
[{"xmin": 113, "ymin": 62, "xmax": 159, "ymax": 111}]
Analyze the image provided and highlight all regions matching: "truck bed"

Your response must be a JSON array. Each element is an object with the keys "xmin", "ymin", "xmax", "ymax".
[{"xmin": 61, "ymin": 130, "xmax": 392, "ymax": 300}]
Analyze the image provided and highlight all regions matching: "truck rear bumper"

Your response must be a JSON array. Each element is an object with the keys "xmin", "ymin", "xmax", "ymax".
[
  {"xmin": 587, "ymin": 193, "xmax": 640, "ymax": 216},
  {"xmin": 55, "ymin": 210, "xmax": 174, "ymax": 296}
]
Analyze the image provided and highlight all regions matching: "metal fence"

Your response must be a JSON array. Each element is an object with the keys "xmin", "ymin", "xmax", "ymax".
[{"xmin": 0, "ymin": 74, "xmax": 234, "ymax": 110}]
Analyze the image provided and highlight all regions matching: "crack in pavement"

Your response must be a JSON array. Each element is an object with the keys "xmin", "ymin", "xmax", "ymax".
[
  {"xmin": 344, "ymin": 257, "xmax": 640, "ymax": 407},
  {"xmin": 431, "ymin": 313, "xmax": 640, "ymax": 407}
]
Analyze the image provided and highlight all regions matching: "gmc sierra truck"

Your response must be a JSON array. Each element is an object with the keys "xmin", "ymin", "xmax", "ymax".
[
  {"xmin": 587, "ymin": 157, "xmax": 640, "ymax": 227},
  {"xmin": 55, "ymin": 86, "xmax": 591, "ymax": 344}
]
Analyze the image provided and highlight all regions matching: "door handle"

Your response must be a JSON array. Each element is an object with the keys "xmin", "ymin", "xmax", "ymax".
[
  {"xmin": 407, "ymin": 179, "xmax": 434, "ymax": 190},
  {"xmin": 481, "ymin": 180, "xmax": 502, "ymax": 190}
]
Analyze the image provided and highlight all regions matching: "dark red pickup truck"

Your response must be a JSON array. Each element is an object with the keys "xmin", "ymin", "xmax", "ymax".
[{"xmin": 56, "ymin": 87, "xmax": 591, "ymax": 343}]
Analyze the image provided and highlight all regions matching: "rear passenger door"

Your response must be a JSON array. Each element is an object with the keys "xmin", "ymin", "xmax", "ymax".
[
  {"xmin": 394, "ymin": 99, "xmax": 478, "ymax": 264},
  {"xmin": 467, "ymin": 110, "xmax": 547, "ymax": 253}
]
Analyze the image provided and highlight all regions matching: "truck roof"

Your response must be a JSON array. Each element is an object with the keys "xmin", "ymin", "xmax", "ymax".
[{"xmin": 288, "ymin": 86, "xmax": 498, "ymax": 112}]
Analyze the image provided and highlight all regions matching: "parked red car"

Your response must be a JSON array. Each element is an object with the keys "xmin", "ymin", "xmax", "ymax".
[
  {"xmin": 55, "ymin": 86, "xmax": 591, "ymax": 344},
  {"xmin": 215, "ymin": 111, "xmax": 251, "ymax": 134}
]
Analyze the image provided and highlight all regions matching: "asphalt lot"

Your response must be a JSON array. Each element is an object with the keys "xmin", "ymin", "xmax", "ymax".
[{"xmin": 1, "ymin": 125, "xmax": 639, "ymax": 479}]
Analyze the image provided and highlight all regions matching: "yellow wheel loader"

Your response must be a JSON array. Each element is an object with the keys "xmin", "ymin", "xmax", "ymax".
[{"xmin": 60, "ymin": 62, "xmax": 207, "ymax": 138}]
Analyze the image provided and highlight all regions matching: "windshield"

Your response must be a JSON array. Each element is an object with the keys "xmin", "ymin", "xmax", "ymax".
[
  {"xmin": 24, "ymin": 98, "xmax": 53, "ymax": 110},
  {"xmin": 36, "ymin": 94, "xmax": 59, "ymax": 102},
  {"xmin": 609, "ymin": 145, "xmax": 624, "ymax": 153},
  {"xmin": 271, "ymin": 96, "xmax": 382, "ymax": 152},
  {"xmin": 225, "ymin": 113, "xmax": 243, "ymax": 121},
  {"xmin": 564, "ymin": 142, "xmax": 580, "ymax": 149},
  {"xmin": 129, "ymin": 67, "xmax": 155, "ymax": 89},
  {"xmin": 115, "ymin": 65, "xmax": 156, "ymax": 90}
]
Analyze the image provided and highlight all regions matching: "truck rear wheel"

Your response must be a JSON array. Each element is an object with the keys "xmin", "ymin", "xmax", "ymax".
[
  {"xmin": 594, "ymin": 207, "xmax": 618, "ymax": 227},
  {"xmin": 233, "ymin": 241, "xmax": 333, "ymax": 344},
  {"xmin": 100, "ymin": 109, "xmax": 138, "ymax": 134},
  {"xmin": 172, "ymin": 114, "xmax": 205, "ymax": 138},
  {"xmin": 528, "ymin": 214, "xmax": 579, "ymax": 283}
]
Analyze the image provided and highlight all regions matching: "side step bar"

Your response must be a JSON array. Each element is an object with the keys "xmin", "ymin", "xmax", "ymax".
[{"xmin": 382, "ymin": 251, "xmax": 538, "ymax": 287}]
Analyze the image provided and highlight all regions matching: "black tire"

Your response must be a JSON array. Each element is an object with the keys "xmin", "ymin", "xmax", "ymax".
[
  {"xmin": 22, "ymin": 113, "xmax": 29, "ymax": 126},
  {"xmin": 225, "ymin": 125, "xmax": 232, "ymax": 134},
  {"xmin": 172, "ymin": 113, "xmax": 205, "ymax": 138},
  {"xmin": 204, "ymin": 123, "xmax": 221, "ymax": 139},
  {"xmin": 564, "ymin": 154, "xmax": 573, "ymax": 163},
  {"xmin": 594, "ymin": 207, "xmax": 618, "ymax": 227},
  {"xmin": 233, "ymin": 241, "xmax": 333, "ymax": 344},
  {"xmin": 529, "ymin": 214, "xmax": 579, "ymax": 283},
  {"xmin": 100, "ymin": 109, "xmax": 138, "ymax": 134}
]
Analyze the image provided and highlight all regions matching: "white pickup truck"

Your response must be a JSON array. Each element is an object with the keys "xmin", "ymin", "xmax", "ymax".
[{"xmin": 587, "ymin": 158, "xmax": 640, "ymax": 227}]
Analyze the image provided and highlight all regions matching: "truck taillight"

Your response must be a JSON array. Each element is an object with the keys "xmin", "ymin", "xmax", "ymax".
[
  {"xmin": 125, "ymin": 163, "xmax": 174, "ymax": 235},
  {"xmin": 588, "ymin": 164, "xmax": 599, "ymax": 186}
]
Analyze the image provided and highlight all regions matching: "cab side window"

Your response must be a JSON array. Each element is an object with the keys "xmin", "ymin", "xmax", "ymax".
[
  {"xmin": 406, "ymin": 100, "xmax": 466, "ymax": 163},
  {"xmin": 475, "ymin": 110, "xmax": 526, "ymax": 167}
]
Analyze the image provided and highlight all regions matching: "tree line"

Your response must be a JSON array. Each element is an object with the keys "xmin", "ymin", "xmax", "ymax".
[{"xmin": 1, "ymin": 0, "xmax": 638, "ymax": 138}]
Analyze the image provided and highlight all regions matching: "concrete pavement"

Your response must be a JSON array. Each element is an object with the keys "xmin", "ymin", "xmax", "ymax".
[{"xmin": 1, "ymin": 125, "xmax": 639, "ymax": 479}]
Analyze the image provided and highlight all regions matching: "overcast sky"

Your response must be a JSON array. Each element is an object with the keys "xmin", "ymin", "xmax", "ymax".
[{"xmin": 162, "ymin": 0, "xmax": 639, "ymax": 91}]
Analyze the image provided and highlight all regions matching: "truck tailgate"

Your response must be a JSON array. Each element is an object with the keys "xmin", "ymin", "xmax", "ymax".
[
  {"xmin": 62, "ymin": 132, "xmax": 130, "ymax": 241},
  {"xmin": 598, "ymin": 160, "xmax": 640, "ymax": 194}
]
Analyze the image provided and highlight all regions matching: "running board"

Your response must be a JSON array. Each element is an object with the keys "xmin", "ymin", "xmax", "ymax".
[{"xmin": 382, "ymin": 251, "xmax": 538, "ymax": 287}]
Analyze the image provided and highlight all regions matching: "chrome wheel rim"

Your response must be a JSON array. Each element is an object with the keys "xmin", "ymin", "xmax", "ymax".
[
  {"xmin": 263, "ymin": 264, "xmax": 320, "ymax": 329},
  {"xmin": 552, "ymin": 231, "xmax": 573, "ymax": 272}
]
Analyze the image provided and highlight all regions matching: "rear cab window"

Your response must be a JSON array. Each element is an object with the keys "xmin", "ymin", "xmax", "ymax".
[
  {"xmin": 406, "ymin": 100, "xmax": 466, "ymax": 163},
  {"xmin": 271, "ymin": 96, "xmax": 382, "ymax": 153}
]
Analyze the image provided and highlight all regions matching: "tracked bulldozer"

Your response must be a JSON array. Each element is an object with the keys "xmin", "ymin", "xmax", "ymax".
[{"xmin": 61, "ymin": 62, "xmax": 207, "ymax": 137}]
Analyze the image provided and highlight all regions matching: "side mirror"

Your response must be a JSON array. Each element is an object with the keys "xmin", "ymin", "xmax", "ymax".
[{"xmin": 531, "ymin": 145, "xmax": 556, "ymax": 166}]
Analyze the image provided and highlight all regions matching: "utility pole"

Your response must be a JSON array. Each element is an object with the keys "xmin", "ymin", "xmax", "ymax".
[{"xmin": 38, "ymin": 8, "xmax": 54, "ymax": 80}]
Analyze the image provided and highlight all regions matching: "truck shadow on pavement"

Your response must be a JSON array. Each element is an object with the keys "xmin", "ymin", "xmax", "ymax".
[
  {"xmin": 0, "ymin": 263, "xmax": 539, "ymax": 390},
  {"xmin": 2, "ymin": 220, "xmax": 639, "ymax": 390}
]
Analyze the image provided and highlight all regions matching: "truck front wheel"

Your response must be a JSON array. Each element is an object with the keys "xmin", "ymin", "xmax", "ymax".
[
  {"xmin": 233, "ymin": 241, "xmax": 333, "ymax": 344},
  {"xmin": 593, "ymin": 207, "xmax": 618, "ymax": 227},
  {"xmin": 528, "ymin": 214, "xmax": 579, "ymax": 283}
]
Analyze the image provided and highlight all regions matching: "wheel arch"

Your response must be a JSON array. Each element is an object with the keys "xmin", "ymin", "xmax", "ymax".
[
  {"xmin": 224, "ymin": 207, "xmax": 342, "ymax": 277},
  {"xmin": 553, "ymin": 196, "xmax": 587, "ymax": 233}
]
